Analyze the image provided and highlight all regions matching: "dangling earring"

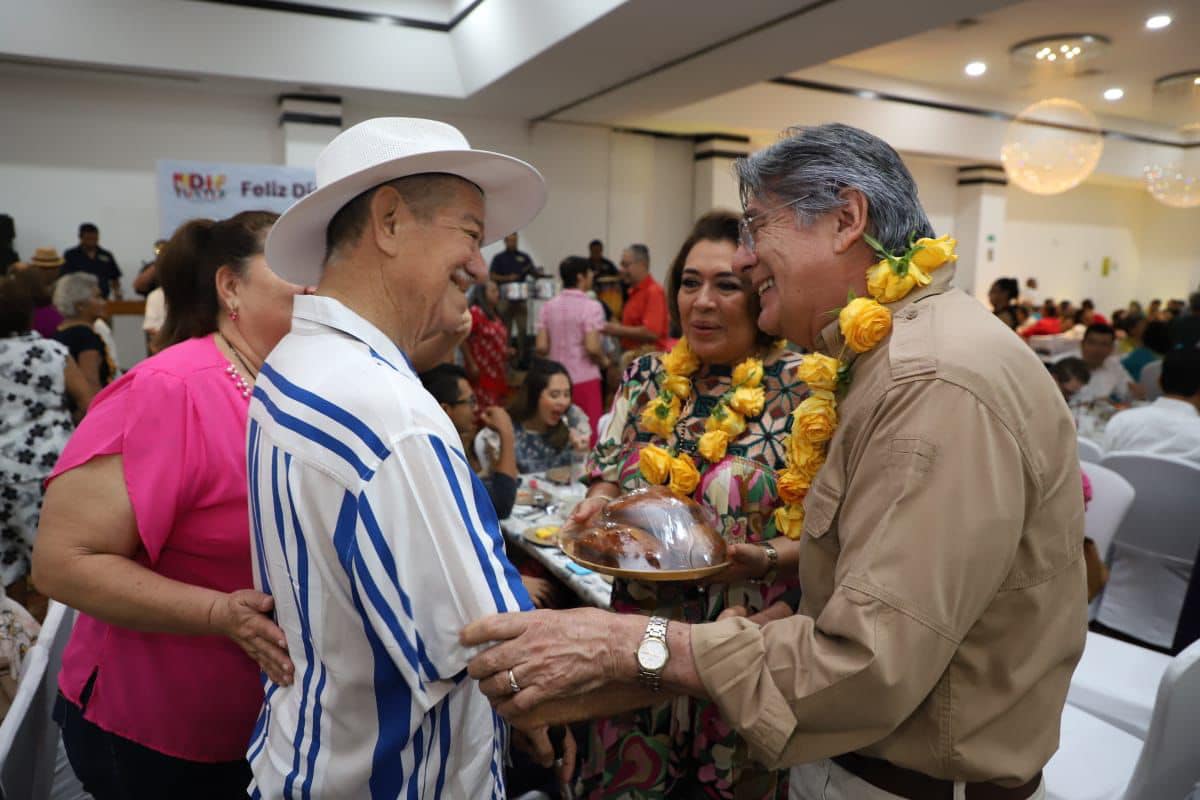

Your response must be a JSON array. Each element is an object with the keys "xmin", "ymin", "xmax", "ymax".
[{"xmin": 229, "ymin": 307, "xmax": 239, "ymax": 322}]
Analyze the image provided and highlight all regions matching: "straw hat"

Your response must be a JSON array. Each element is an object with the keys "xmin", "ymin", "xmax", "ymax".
[
  {"xmin": 266, "ymin": 117, "xmax": 546, "ymax": 287},
  {"xmin": 29, "ymin": 247, "xmax": 65, "ymax": 268}
]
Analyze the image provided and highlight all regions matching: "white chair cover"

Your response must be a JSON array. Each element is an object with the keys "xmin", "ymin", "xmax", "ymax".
[
  {"xmin": 0, "ymin": 646, "xmax": 51, "ymax": 800},
  {"xmin": 1049, "ymin": 639, "xmax": 1200, "ymax": 800},
  {"xmin": 1045, "ymin": 705, "xmax": 1142, "ymax": 800},
  {"xmin": 1080, "ymin": 462, "xmax": 1135, "ymax": 620},
  {"xmin": 1097, "ymin": 453, "xmax": 1200, "ymax": 648},
  {"xmin": 1030, "ymin": 334, "xmax": 1078, "ymax": 361},
  {"xmin": 1067, "ymin": 632, "xmax": 1169, "ymax": 738},
  {"xmin": 0, "ymin": 602, "xmax": 77, "ymax": 800},
  {"xmin": 1121, "ymin": 639, "xmax": 1200, "ymax": 800},
  {"xmin": 1077, "ymin": 437, "xmax": 1105, "ymax": 464},
  {"xmin": 1137, "ymin": 359, "xmax": 1162, "ymax": 402}
]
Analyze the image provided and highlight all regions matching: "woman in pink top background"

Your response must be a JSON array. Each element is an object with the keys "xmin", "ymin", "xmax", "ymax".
[
  {"xmin": 535, "ymin": 256, "xmax": 610, "ymax": 442},
  {"xmin": 33, "ymin": 211, "xmax": 303, "ymax": 799}
]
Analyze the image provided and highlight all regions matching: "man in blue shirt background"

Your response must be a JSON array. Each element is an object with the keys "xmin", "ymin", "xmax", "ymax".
[{"xmin": 62, "ymin": 222, "xmax": 122, "ymax": 299}]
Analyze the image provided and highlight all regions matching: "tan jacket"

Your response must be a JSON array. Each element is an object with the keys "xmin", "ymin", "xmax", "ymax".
[{"xmin": 691, "ymin": 271, "xmax": 1087, "ymax": 786}]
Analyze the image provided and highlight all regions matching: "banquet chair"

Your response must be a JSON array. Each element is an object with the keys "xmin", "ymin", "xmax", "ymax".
[
  {"xmin": 1097, "ymin": 453, "xmax": 1200, "ymax": 649},
  {"xmin": 0, "ymin": 601, "xmax": 75, "ymax": 800},
  {"xmin": 1080, "ymin": 462, "xmax": 1135, "ymax": 621},
  {"xmin": 1066, "ymin": 631, "xmax": 1169, "ymax": 739},
  {"xmin": 1029, "ymin": 334, "xmax": 1076, "ymax": 361},
  {"xmin": 1077, "ymin": 437, "xmax": 1104, "ymax": 464},
  {"xmin": 1137, "ymin": 359, "xmax": 1162, "ymax": 402},
  {"xmin": 1046, "ymin": 639, "xmax": 1200, "ymax": 800}
]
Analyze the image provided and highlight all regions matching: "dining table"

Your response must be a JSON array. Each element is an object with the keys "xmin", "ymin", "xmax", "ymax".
[{"xmin": 501, "ymin": 472, "xmax": 613, "ymax": 609}]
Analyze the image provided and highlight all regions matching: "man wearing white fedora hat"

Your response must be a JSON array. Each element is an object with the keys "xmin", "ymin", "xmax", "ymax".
[{"xmin": 245, "ymin": 118, "xmax": 548, "ymax": 799}]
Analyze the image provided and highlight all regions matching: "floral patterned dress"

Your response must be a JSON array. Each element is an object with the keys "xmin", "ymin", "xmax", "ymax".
[
  {"xmin": 466, "ymin": 304, "xmax": 510, "ymax": 410},
  {"xmin": 577, "ymin": 348, "xmax": 808, "ymax": 799},
  {"xmin": 0, "ymin": 333, "xmax": 76, "ymax": 586}
]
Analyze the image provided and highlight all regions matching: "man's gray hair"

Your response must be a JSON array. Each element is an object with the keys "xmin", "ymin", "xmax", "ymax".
[
  {"xmin": 324, "ymin": 172, "xmax": 482, "ymax": 266},
  {"xmin": 627, "ymin": 244, "xmax": 650, "ymax": 265},
  {"xmin": 53, "ymin": 272, "xmax": 99, "ymax": 316},
  {"xmin": 735, "ymin": 123, "xmax": 934, "ymax": 253}
]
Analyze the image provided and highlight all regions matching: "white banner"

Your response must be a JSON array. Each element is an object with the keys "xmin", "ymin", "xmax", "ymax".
[{"xmin": 156, "ymin": 159, "xmax": 316, "ymax": 238}]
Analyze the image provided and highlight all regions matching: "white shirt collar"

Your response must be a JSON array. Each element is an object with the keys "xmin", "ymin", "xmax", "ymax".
[
  {"xmin": 1153, "ymin": 396, "xmax": 1200, "ymax": 418},
  {"xmin": 292, "ymin": 295, "xmax": 413, "ymax": 375}
]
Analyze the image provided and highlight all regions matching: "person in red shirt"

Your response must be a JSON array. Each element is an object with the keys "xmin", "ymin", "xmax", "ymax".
[
  {"xmin": 603, "ymin": 243, "xmax": 669, "ymax": 352},
  {"xmin": 1020, "ymin": 300, "xmax": 1067, "ymax": 338},
  {"xmin": 1081, "ymin": 298, "xmax": 1109, "ymax": 326}
]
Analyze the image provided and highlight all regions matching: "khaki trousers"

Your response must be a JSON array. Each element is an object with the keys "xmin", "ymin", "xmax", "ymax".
[{"xmin": 790, "ymin": 759, "xmax": 1046, "ymax": 800}]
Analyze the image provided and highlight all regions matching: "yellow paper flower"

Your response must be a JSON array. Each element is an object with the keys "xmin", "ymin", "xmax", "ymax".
[
  {"xmin": 639, "ymin": 444, "xmax": 672, "ymax": 484},
  {"xmin": 776, "ymin": 469, "xmax": 810, "ymax": 505},
  {"xmin": 698, "ymin": 429, "xmax": 731, "ymax": 462},
  {"xmin": 706, "ymin": 405, "xmax": 747, "ymax": 438},
  {"xmin": 787, "ymin": 434, "xmax": 827, "ymax": 483},
  {"xmin": 732, "ymin": 358, "xmax": 764, "ymax": 388},
  {"xmin": 791, "ymin": 392, "xmax": 838, "ymax": 444},
  {"xmin": 640, "ymin": 395, "xmax": 680, "ymax": 439},
  {"xmin": 774, "ymin": 504, "xmax": 806, "ymax": 540},
  {"xmin": 661, "ymin": 374, "xmax": 691, "ymax": 399},
  {"xmin": 668, "ymin": 453, "xmax": 700, "ymax": 497},
  {"xmin": 796, "ymin": 353, "xmax": 840, "ymax": 393},
  {"xmin": 661, "ymin": 338, "xmax": 700, "ymax": 376},
  {"xmin": 728, "ymin": 385, "xmax": 765, "ymax": 417},
  {"xmin": 866, "ymin": 259, "xmax": 918, "ymax": 304},
  {"xmin": 839, "ymin": 297, "xmax": 893, "ymax": 353},
  {"xmin": 911, "ymin": 235, "xmax": 958, "ymax": 271}
]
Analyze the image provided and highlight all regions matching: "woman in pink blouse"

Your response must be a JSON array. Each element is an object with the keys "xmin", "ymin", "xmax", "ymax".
[{"xmin": 33, "ymin": 211, "xmax": 304, "ymax": 798}]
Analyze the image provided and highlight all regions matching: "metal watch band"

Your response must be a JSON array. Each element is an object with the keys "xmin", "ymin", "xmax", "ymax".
[
  {"xmin": 637, "ymin": 616, "xmax": 669, "ymax": 691},
  {"xmin": 758, "ymin": 541, "xmax": 780, "ymax": 585}
]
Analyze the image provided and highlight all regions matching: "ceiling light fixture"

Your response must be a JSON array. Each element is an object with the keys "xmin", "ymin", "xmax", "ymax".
[
  {"xmin": 965, "ymin": 61, "xmax": 987, "ymax": 77},
  {"xmin": 1103, "ymin": 87, "xmax": 1125, "ymax": 101},
  {"xmin": 1145, "ymin": 14, "xmax": 1172, "ymax": 30},
  {"xmin": 1010, "ymin": 34, "xmax": 1110, "ymax": 67}
]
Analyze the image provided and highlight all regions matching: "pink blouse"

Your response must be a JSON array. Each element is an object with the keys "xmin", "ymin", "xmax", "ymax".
[{"xmin": 49, "ymin": 335, "xmax": 261, "ymax": 763}]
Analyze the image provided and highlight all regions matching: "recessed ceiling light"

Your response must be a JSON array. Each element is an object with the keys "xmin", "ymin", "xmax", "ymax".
[
  {"xmin": 1103, "ymin": 87, "xmax": 1125, "ymax": 101},
  {"xmin": 1011, "ymin": 33, "xmax": 1110, "ymax": 66},
  {"xmin": 965, "ymin": 61, "xmax": 987, "ymax": 77},
  {"xmin": 1145, "ymin": 14, "xmax": 1172, "ymax": 29}
]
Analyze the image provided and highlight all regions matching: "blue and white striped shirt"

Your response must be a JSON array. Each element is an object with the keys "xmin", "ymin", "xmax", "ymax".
[{"xmin": 245, "ymin": 295, "xmax": 531, "ymax": 799}]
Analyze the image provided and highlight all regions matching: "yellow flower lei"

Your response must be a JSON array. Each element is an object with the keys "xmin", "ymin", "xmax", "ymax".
[
  {"xmin": 637, "ymin": 337, "xmax": 770, "ymax": 497},
  {"xmin": 773, "ymin": 233, "xmax": 957, "ymax": 540}
]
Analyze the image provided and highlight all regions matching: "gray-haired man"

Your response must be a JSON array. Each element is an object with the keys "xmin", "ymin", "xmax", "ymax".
[{"xmin": 463, "ymin": 123, "xmax": 1083, "ymax": 799}]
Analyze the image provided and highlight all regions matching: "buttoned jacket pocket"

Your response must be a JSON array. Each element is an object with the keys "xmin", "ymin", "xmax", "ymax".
[{"xmin": 802, "ymin": 479, "xmax": 843, "ymax": 541}]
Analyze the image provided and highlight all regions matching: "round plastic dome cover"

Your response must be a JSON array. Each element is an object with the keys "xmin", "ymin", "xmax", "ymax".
[{"xmin": 561, "ymin": 487, "xmax": 727, "ymax": 573}]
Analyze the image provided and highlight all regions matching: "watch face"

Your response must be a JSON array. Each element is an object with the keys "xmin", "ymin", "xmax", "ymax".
[{"xmin": 638, "ymin": 639, "xmax": 668, "ymax": 671}]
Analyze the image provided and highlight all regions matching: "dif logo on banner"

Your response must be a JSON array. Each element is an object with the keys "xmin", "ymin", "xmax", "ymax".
[{"xmin": 157, "ymin": 159, "xmax": 317, "ymax": 238}]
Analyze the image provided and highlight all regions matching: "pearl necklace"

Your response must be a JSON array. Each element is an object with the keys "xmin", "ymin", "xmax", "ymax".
[{"xmin": 217, "ymin": 334, "xmax": 256, "ymax": 400}]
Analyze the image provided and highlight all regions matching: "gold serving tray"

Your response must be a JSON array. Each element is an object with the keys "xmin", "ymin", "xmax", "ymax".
[{"xmin": 559, "ymin": 545, "xmax": 729, "ymax": 582}]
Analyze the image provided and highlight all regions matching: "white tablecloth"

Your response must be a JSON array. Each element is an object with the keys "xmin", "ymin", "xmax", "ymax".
[{"xmin": 501, "ymin": 475, "xmax": 612, "ymax": 609}]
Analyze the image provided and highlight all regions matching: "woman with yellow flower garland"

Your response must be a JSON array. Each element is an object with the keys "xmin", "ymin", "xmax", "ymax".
[{"xmin": 569, "ymin": 212, "xmax": 808, "ymax": 799}]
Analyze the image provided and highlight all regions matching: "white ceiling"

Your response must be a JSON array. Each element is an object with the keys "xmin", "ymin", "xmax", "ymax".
[
  {"xmin": 825, "ymin": 0, "xmax": 1200, "ymax": 132},
  {"xmin": 278, "ymin": 0, "xmax": 477, "ymax": 25},
  {"xmin": 0, "ymin": 0, "xmax": 1017, "ymax": 122}
]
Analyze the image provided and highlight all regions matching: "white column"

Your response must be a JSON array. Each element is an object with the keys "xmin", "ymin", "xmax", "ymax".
[
  {"xmin": 952, "ymin": 164, "xmax": 1008, "ymax": 301},
  {"xmin": 277, "ymin": 94, "xmax": 342, "ymax": 168},
  {"xmin": 693, "ymin": 135, "xmax": 750, "ymax": 218}
]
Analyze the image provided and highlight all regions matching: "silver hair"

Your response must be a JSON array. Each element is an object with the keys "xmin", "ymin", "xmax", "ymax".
[
  {"xmin": 53, "ymin": 272, "xmax": 100, "ymax": 316},
  {"xmin": 627, "ymin": 244, "xmax": 650, "ymax": 265},
  {"xmin": 735, "ymin": 123, "xmax": 934, "ymax": 253}
]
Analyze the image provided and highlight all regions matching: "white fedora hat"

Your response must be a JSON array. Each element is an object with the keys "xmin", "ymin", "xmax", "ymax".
[{"xmin": 266, "ymin": 117, "xmax": 546, "ymax": 286}]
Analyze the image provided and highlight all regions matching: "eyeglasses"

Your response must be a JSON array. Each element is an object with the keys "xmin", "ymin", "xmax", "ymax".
[
  {"xmin": 451, "ymin": 394, "xmax": 478, "ymax": 408},
  {"xmin": 738, "ymin": 195, "xmax": 809, "ymax": 254}
]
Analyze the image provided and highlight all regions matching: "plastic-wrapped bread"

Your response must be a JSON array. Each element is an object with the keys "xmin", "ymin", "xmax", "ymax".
[{"xmin": 561, "ymin": 487, "xmax": 726, "ymax": 575}]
